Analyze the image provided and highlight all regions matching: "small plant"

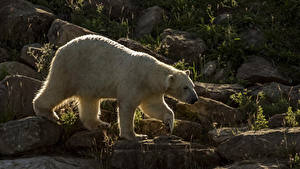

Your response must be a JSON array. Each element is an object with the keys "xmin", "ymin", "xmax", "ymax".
[
  {"xmin": 290, "ymin": 153, "xmax": 300, "ymax": 169},
  {"xmin": 134, "ymin": 108, "xmax": 144, "ymax": 127},
  {"xmin": 172, "ymin": 59, "xmax": 199, "ymax": 81},
  {"xmin": 285, "ymin": 107, "xmax": 300, "ymax": 127},
  {"xmin": 29, "ymin": 43, "xmax": 55, "ymax": 78},
  {"xmin": 252, "ymin": 105, "xmax": 268, "ymax": 130}
]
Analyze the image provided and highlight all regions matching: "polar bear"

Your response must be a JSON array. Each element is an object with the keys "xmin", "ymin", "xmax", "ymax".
[{"xmin": 33, "ymin": 35, "xmax": 198, "ymax": 140}]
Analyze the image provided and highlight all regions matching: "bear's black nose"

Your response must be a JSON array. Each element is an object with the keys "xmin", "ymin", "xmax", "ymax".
[{"xmin": 190, "ymin": 97, "xmax": 198, "ymax": 104}]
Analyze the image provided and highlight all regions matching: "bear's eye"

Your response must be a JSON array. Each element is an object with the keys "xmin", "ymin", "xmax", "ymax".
[{"xmin": 183, "ymin": 86, "xmax": 188, "ymax": 90}]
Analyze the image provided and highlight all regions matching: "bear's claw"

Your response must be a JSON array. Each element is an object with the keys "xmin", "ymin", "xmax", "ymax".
[{"xmin": 164, "ymin": 118, "xmax": 174, "ymax": 133}]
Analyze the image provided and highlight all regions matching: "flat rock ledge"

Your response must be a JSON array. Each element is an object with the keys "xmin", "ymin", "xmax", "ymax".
[{"xmin": 111, "ymin": 135, "xmax": 221, "ymax": 169}]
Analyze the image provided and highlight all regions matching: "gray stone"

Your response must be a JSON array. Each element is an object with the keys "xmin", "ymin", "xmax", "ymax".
[
  {"xmin": 160, "ymin": 29, "xmax": 206, "ymax": 65},
  {"xmin": 217, "ymin": 127, "xmax": 300, "ymax": 161},
  {"xmin": 0, "ymin": 61, "xmax": 42, "ymax": 80},
  {"xmin": 111, "ymin": 135, "xmax": 221, "ymax": 169},
  {"xmin": 0, "ymin": 75, "xmax": 42, "ymax": 121},
  {"xmin": 0, "ymin": 156, "xmax": 101, "ymax": 169},
  {"xmin": 236, "ymin": 56, "xmax": 289, "ymax": 84},
  {"xmin": 135, "ymin": 6, "xmax": 164, "ymax": 38},
  {"xmin": 176, "ymin": 96, "xmax": 243, "ymax": 126},
  {"xmin": 268, "ymin": 113, "xmax": 286, "ymax": 128},
  {"xmin": 194, "ymin": 82, "xmax": 244, "ymax": 104},
  {"xmin": 117, "ymin": 38, "xmax": 174, "ymax": 64},
  {"xmin": 0, "ymin": 0, "xmax": 56, "ymax": 48},
  {"xmin": 20, "ymin": 43, "xmax": 42, "ymax": 69},
  {"xmin": 48, "ymin": 19, "xmax": 96, "ymax": 47},
  {"xmin": 0, "ymin": 116, "xmax": 61, "ymax": 155}
]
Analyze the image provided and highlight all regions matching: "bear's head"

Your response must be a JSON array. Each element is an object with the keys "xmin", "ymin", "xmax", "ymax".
[{"xmin": 165, "ymin": 70, "xmax": 198, "ymax": 104}]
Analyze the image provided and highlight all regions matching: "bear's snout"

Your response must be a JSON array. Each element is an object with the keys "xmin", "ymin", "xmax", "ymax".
[{"xmin": 189, "ymin": 97, "xmax": 198, "ymax": 104}]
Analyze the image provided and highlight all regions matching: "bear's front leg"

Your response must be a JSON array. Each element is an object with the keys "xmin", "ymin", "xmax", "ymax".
[
  {"xmin": 139, "ymin": 94, "xmax": 175, "ymax": 133},
  {"xmin": 118, "ymin": 102, "xmax": 147, "ymax": 140}
]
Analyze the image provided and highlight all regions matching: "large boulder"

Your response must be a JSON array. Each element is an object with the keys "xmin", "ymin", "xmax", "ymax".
[
  {"xmin": 0, "ymin": 0, "xmax": 56, "ymax": 48},
  {"xmin": 135, "ymin": 6, "xmax": 164, "ymax": 38},
  {"xmin": 0, "ymin": 156, "xmax": 101, "ymax": 169},
  {"xmin": 217, "ymin": 127, "xmax": 300, "ymax": 161},
  {"xmin": 0, "ymin": 61, "xmax": 42, "ymax": 80},
  {"xmin": 0, "ymin": 75, "xmax": 41, "ymax": 121},
  {"xmin": 47, "ymin": 19, "xmax": 96, "ymax": 47},
  {"xmin": 194, "ymin": 82, "xmax": 244, "ymax": 104},
  {"xmin": 159, "ymin": 29, "xmax": 206, "ymax": 65},
  {"xmin": 236, "ymin": 56, "xmax": 289, "ymax": 84},
  {"xmin": 111, "ymin": 135, "xmax": 221, "ymax": 169},
  {"xmin": 0, "ymin": 116, "xmax": 61, "ymax": 155},
  {"xmin": 117, "ymin": 38, "xmax": 174, "ymax": 64},
  {"xmin": 176, "ymin": 96, "xmax": 243, "ymax": 126}
]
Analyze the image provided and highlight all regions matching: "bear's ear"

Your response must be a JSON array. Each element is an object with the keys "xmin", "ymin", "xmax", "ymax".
[
  {"xmin": 185, "ymin": 70, "xmax": 190, "ymax": 76},
  {"xmin": 164, "ymin": 74, "xmax": 174, "ymax": 91}
]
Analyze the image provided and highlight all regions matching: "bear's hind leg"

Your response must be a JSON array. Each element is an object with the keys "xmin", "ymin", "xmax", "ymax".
[{"xmin": 78, "ymin": 97, "xmax": 110, "ymax": 130}]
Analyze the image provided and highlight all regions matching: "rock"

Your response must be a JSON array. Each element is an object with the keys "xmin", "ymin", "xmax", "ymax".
[
  {"xmin": 208, "ymin": 127, "xmax": 248, "ymax": 145},
  {"xmin": 20, "ymin": 43, "xmax": 42, "ymax": 69},
  {"xmin": 111, "ymin": 135, "xmax": 221, "ymax": 169},
  {"xmin": 213, "ymin": 68, "xmax": 226, "ymax": 81},
  {"xmin": 215, "ymin": 160, "xmax": 289, "ymax": 169},
  {"xmin": 241, "ymin": 29, "xmax": 265, "ymax": 47},
  {"xmin": 236, "ymin": 56, "xmax": 289, "ymax": 84},
  {"xmin": 136, "ymin": 119, "xmax": 205, "ymax": 141},
  {"xmin": 268, "ymin": 113, "xmax": 286, "ymax": 128},
  {"xmin": 176, "ymin": 96, "xmax": 243, "ymax": 126},
  {"xmin": 0, "ymin": 47, "xmax": 9, "ymax": 63},
  {"xmin": 173, "ymin": 119, "xmax": 205, "ymax": 141},
  {"xmin": 217, "ymin": 127, "xmax": 300, "ymax": 161},
  {"xmin": 0, "ymin": 116, "xmax": 61, "ymax": 155},
  {"xmin": 214, "ymin": 13, "xmax": 232, "ymax": 24},
  {"xmin": 248, "ymin": 82, "xmax": 300, "ymax": 108},
  {"xmin": 0, "ymin": 75, "xmax": 42, "ymax": 121},
  {"xmin": 47, "ymin": 19, "xmax": 96, "ymax": 47},
  {"xmin": 66, "ymin": 130, "xmax": 106, "ymax": 151},
  {"xmin": 136, "ymin": 118, "xmax": 168, "ymax": 138},
  {"xmin": 202, "ymin": 60, "xmax": 218, "ymax": 77},
  {"xmin": 135, "ymin": 6, "xmax": 164, "ymax": 38},
  {"xmin": 118, "ymin": 38, "xmax": 174, "ymax": 64},
  {"xmin": 0, "ymin": 156, "xmax": 101, "ymax": 169},
  {"xmin": 194, "ymin": 82, "xmax": 244, "ymax": 104},
  {"xmin": 0, "ymin": 61, "xmax": 42, "ymax": 80},
  {"xmin": 0, "ymin": 0, "xmax": 56, "ymax": 48},
  {"xmin": 160, "ymin": 29, "xmax": 206, "ymax": 65}
]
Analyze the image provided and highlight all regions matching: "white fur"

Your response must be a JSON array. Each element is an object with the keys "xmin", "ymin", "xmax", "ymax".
[{"xmin": 33, "ymin": 35, "xmax": 197, "ymax": 140}]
